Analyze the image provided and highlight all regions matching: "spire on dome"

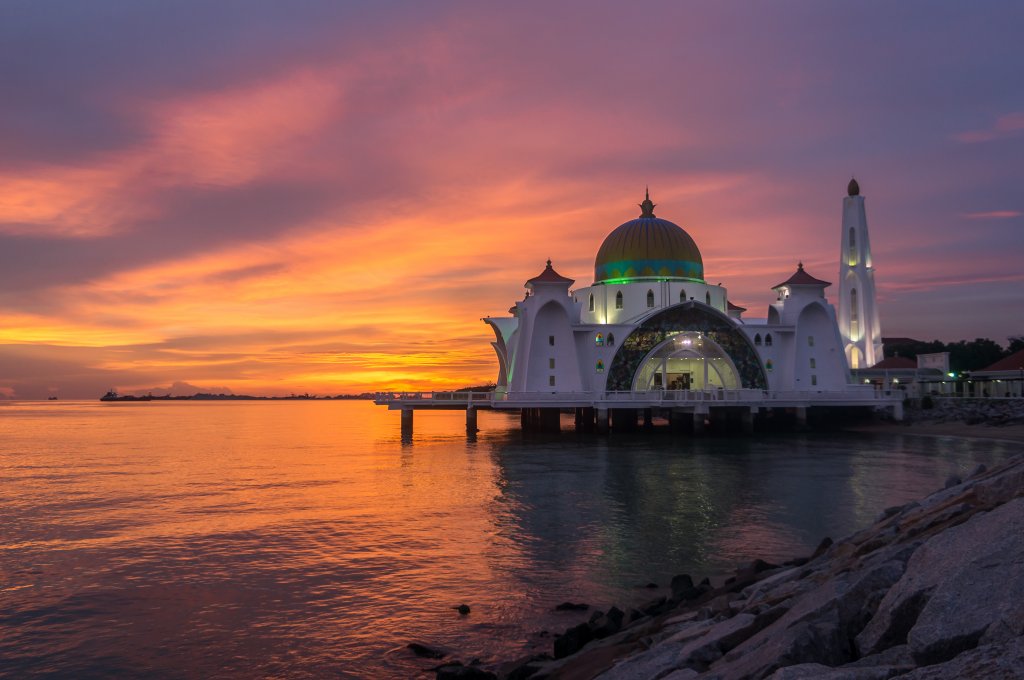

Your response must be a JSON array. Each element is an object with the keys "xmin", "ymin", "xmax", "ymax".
[
  {"xmin": 639, "ymin": 187, "xmax": 656, "ymax": 218},
  {"xmin": 847, "ymin": 177, "xmax": 860, "ymax": 196}
]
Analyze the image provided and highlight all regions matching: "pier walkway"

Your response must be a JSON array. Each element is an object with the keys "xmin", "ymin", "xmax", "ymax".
[{"xmin": 373, "ymin": 388, "xmax": 904, "ymax": 436}]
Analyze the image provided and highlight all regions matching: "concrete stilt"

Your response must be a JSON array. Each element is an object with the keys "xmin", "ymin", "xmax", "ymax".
[
  {"xmin": 596, "ymin": 408, "xmax": 609, "ymax": 435},
  {"xmin": 795, "ymin": 407, "xmax": 808, "ymax": 428},
  {"xmin": 741, "ymin": 408, "xmax": 755, "ymax": 435},
  {"xmin": 892, "ymin": 402, "xmax": 904, "ymax": 421},
  {"xmin": 692, "ymin": 411, "xmax": 706, "ymax": 435},
  {"xmin": 400, "ymin": 408, "xmax": 414, "ymax": 438},
  {"xmin": 466, "ymin": 406, "xmax": 477, "ymax": 432},
  {"xmin": 643, "ymin": 408, "xmax": 654, "ymax": 429},
  {"xmin": 541, "ymin": 408, "xmax": 561, "ymax": 432}
]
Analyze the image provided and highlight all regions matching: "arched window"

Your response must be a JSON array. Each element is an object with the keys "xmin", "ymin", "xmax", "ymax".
[
  {"xmin": 754, "ymin": 333, "xmax": 762, "ymax": 346},
  {"xmin": 765, "ymin": 333, "xmax": 773, "ymax": 346},
  {"xmin": 588, "ymin": 293, "xmax": 595, "ymax": 312},
  {"xmin": 679, "ymin": 289, "xmax": 686, "ymax": 303},
  {"xmin": 615, "ymin": 291, "xmax": 623, "ymax": 309},
  {"xmin": 596, "ymin": 360, "xmax": 605, "ymax": 372},
  {"xmin": 595, "ymin": 333, "xmax": 604, "ymax": 346},
  {"xmin": 850, "ymin": 288, "xmax": 859, "ymax": 337},
  {"xmin": 705, "ymin": 292, "xmax": 711, "ymax": 305},
  {"xmin": 607, "ymin": 333, "xmax": 615, "ymax": 346},
  {"xmin": 646, "ymin": 289, "xmax": 655, "ymax": 308},
  {"xmin": 765, "ymin": 359, "xmax": 774, "ymax": 372},
  {"xmin": 808, "ymin": 335, "xmax": 815, "ymax": 347},
  {"xmin": 810, "ymin": 357, "xmax": 816, "ymax": 369},
  {"xmin": 849, "ymin": 227, "xmax": 856, "ymax": 256}
]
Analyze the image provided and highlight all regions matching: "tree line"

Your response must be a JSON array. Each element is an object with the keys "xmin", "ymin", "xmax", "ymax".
[{"xmin": 885, "ymin": 336, "xmax": 1024, "ymax": 373}]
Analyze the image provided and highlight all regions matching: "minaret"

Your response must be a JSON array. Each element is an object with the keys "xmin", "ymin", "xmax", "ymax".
[{"xmin": 838, "ymin": 178, "xmax": 883, "ymax": 369}]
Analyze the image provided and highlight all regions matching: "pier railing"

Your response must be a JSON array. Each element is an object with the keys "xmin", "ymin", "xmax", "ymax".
[{"xmin": 375, "ymin": 385, "xmax": 894, "ymax": 407}]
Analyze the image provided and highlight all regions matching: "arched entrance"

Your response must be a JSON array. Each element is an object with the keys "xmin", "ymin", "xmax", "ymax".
[
  {"xmin": 633, "ymin": 332, "xmax": 741, "ymax": 391},
  {"xmin": 606, "ymin": 301, "xmax": 768, "ymax": 391}
]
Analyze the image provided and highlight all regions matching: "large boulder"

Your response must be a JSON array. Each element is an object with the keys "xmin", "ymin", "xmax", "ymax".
[
  {"xmin": 890, "ymin": 637, "xmax": 1024, "ymax": 679},
  {"xmin": 704, "ymin": 558, "xmax": 907, "ymax": 679},
  {"xmin": 856, "ymin": 497, "xmax": 1024, "ymax": 664}
]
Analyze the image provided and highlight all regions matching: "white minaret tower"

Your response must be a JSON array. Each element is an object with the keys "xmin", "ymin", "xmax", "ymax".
[{"xmin": 838, "ymin": 178, "xmax": 883, "ymax": 369}]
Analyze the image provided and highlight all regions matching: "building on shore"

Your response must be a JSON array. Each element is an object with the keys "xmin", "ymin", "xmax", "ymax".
[{"xmin": 377, "ymin": 182, "xmax": 900, "ymax": 434}]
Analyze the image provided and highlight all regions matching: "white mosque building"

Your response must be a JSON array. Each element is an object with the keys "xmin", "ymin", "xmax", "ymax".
[
  {"xmin": 380, "ymin": 180, "xmax": 898, "ymax": 433},
  {"xmin": 485, "ymin": 183, "xmax": 882, "ymax": 396}
]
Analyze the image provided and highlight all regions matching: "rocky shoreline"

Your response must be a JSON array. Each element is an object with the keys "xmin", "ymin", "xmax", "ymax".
[{"xmin": 431, "ymin": 452, "xmax": 1024, "ymax": 679}]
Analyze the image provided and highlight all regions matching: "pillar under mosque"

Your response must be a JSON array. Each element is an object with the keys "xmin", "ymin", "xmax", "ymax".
[{"xmin": 401, "ymin": 408, "xmax": 413, "ymax": 438}]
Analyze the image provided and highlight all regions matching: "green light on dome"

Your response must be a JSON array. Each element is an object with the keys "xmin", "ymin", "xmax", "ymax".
[{"xmin": 598, "ymin": 276, "xmax": 704, "ymax": 286}]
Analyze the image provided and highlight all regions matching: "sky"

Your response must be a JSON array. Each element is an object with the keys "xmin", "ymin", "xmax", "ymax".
[{"xmin": 1, "ymin": 1, "xmax": 1022, "ymax": 398}]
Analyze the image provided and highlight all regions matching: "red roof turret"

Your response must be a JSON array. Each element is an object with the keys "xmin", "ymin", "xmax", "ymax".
[
  {"xmin": 772, "ymin": 262, "xmax": 831, "ymax": 290},
  {"xmin": 526, "ymin": 259, "xmax": 574, "ymax": 288}
]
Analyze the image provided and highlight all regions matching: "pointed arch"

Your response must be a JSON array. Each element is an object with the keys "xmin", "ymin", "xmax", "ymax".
[
  {"xmin": 679, "ymin": 289, "xmax": 687, "ymax": 303},
  {"xmin": 588, "ymin": 293, "xmax": 595, "ymax": 312},
  {"xmin": 754, "ymin": 333, "xmax": 762, "ymax": 346},
  {"xmin": 646, "ymin": 289, "xmax": 655, "ymax": 308},
  {"xmin": 615, "ymin": 291, "xmax": 623, "ymax": 309}
]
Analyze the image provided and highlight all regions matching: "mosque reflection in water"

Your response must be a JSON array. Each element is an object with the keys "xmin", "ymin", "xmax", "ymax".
[{"xmin": 477, "ymin": 429, "xmax": 1003, "ymax": 596}]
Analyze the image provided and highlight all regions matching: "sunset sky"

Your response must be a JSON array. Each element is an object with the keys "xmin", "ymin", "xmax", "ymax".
[{"xmin": 1, "ymin": 2, "xmax": 1022, "ymax": 398}]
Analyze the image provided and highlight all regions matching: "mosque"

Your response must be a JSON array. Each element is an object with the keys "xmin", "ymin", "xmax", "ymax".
[{"xmin": 378, "ymin": 179, "xmax": 898, "ymax": 433}]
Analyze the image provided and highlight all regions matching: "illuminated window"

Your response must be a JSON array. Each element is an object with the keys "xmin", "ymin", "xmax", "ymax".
[
  {"xmin": 595, "ymin": 333, "xmax": 604, "ymax": 346},
  {"xmin": 766, "ymin": 359, "xmax": 774, "ymax": 372},
  {"xmin": 679, "ymin": 289, "xmax": 686, "ymax": 303},
  {"xmin": 607, "ymin": 333, "xmax": 615, "ymax": 346},
  {"xmin": 808, "ymin": 335, "xmax": 815, "ymax": 347},
  {"xmin": 754, "ymin": 333, "xmax": 762, "ymax": 346},
  {"xmin": 588, "ymin": 293, "xmax": 595, "ymax": 312},
  {"xmin": 848, "ymin": 228, "xmax": 857, "ymax": 263},
  {"xmin": 548, "ymin": 335, "xmax": 555, "ymax": 346},
  {"xmin": 549, "ymin": 358, "xmax": 555, "ymax": 369},
  {"xmin": 646, "ymin": 289, "xmax": 655, "ymax": 308},
  {"xmin": 596, "ymin": 360, "xmax": 605, "ymax": 372},
  {"xmin": 850, "ymin": 289, "xmax": 859, "ymax": 337},
  {"xmin": 549, "ymin": 375, "xmax": 555, "ymax": 387},
  {"xmin": 810, "ymin": 358, "xmax": 816, "ymax": 369},
  {"xmin": 765, "ymin": 333, "xmax": 773, "ymax": 346},
  {"xmin": 811, "ymin": 375, "xmax": 818, "ymax": 386},
  {"xmin": 615, "ymin": 291, "xmax": 623, "ymax": 309},
  {"xmin": 705, "ymin": 292, "xmax": 711, "ymax": 305}
]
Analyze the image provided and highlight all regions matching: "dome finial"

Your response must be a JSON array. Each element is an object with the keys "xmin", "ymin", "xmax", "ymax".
[
  {"xmin": 639, "ymin": 187, "xmax": 656, "ymax": 218},
  {"xmin": 546, "ymin": 258, "xmax": 552, "ymax": 268},
  {"xmin": 847, "ymin": 177, "xmax": 860, "ymax": 196},
  {"xmin": 798, "ymin": 261, "xmax": 804, "ymax": 270}
]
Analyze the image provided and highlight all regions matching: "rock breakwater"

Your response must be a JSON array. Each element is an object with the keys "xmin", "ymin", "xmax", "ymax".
[{"xmin": 467, "ymin": 454, "xmax": 1024, "ymax": 679}]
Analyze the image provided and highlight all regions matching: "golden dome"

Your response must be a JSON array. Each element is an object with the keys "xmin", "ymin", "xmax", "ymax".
[{"xmin": 594, "ymin": 191, "xmax": 704, "ymax": 284}]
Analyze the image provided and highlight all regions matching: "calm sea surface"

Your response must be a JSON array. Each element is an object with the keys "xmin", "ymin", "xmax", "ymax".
[{"xmin": 0, "ymin": 400, "xmax": 1017, "ymax": 678}]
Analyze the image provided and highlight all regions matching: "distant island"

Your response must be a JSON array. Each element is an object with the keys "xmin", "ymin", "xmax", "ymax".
[{"xmin": 99, "ymin": 390, "xmax": 375, "ymax": 402}]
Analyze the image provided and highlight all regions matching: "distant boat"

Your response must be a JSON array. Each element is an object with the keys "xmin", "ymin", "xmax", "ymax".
[{"xmin": 47, "ymin": 396, "xmax": 58, "ymax": 400}]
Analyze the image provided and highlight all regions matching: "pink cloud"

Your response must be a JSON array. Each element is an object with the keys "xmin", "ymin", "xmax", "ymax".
[
  {"xmin": 961, "ymin": 210, "xmax": 1021, "ymax": 219},
  {"xmin": 954, "ymin": 112, "xmax": 1024, "ymax": 143}
]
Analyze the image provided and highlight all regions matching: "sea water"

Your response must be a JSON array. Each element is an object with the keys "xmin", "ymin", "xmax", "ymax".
[{"xmin": 0, "ymin": 400, "xmax": 1015, "ymax": 678}]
